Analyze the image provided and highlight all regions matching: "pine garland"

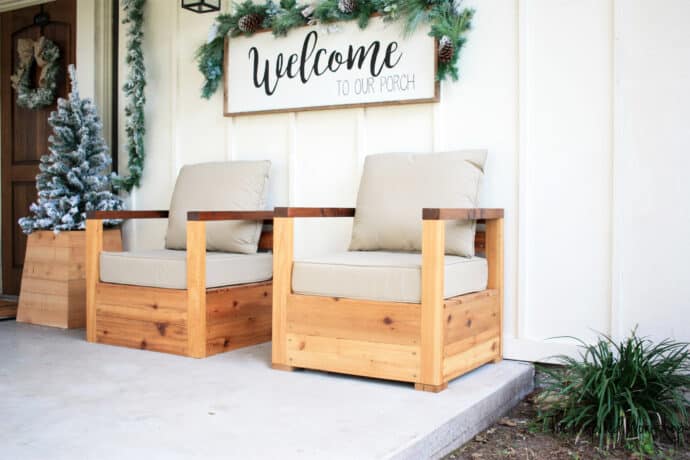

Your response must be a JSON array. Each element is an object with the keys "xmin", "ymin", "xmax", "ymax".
[
  {"xmin": 428, "ymin": 0, "xmax": 473, "ymax": 80},
  {"xmin": 116, "ymin": 0, "xmax": 147, "ymax": 192},
  {"xmin": 18, "ymin": 65, "xmax": 124, "ymax": 234},
  {"xmin": 196, "ymin": 0, "xmax": 474, "ymax": 100}
]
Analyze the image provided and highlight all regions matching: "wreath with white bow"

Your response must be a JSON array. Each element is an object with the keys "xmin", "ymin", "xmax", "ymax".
[{"xmin": 10, "ymin": 36, "xmax": 61, "ymax": 110}]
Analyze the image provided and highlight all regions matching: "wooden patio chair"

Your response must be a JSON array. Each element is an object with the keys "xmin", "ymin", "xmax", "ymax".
[
  {"xmin": 85, "ymin": 161, "xmax": 274, "ymax": 358},
  {"xmin": 271, "ymin": 152, "xmax": 504, "ymax": 392}
]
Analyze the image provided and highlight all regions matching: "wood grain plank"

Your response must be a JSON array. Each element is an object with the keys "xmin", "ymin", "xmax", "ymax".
[
  {"xmin": 286, "ymin": 294, "xmax": 421, "ymax": 346},
  {"xmin": 95, "ymin": 301, "xmax": 187, "ymax": 325},
  {"xmin": 444, "ymin": 290, "xmax": 499, "ymax": 345},
  {"xmin": 67, "ymin": 279, "xmax": 86, "ymax": 328},
  {"xmin": 186, "ymin": 221, "xmax": 207, "ymax": 358},
  {"xmin": 420, "ymin": 220, "xmax": 445, "ymax": 386},
  {"xmin": 443, "ymin": 337, "xmax": 500, "ymax": 381},
  {"xmin": 96, "ymin": 283, "xmax": 187, "ymax": 311},
  {"xmin": 86, "ymin": 220, "xmax": 103, "ymax": 341},
  {"xmin": 272, "ymin": 217, "xmax": 293, "ymax": 366},
  {"xmin": 286, "ymin": 333, "xmax": 420, "ymax": 382},
  {"xmin": 186, "ymin": 210, "xmax": 274, "ymax": 221},
  {"xmin": 206, "ymin": 313, "xmax": 271, "ymax": 356},
  {"xmin": 274, "ymin": 207, "xmax": 355, "ymax": 218},
  {"xmin": 205, "ymin": 281, "xmax": 272, "ymax": 356},
  {"xmin": 87, "ymin": 210, "xmax": 169, "ymax": 219},
  {"xmin": 444, "ymin": 327, "xmax": 500, "ymax": 357},
  {"xmin": 0, "ymin": 300, "xmax": 17, "ymax": 319},
  {"xmin": 96, "ymin": 315, "xmax": 188, "ymax": 356},
  {"xmin": 486, "ymin": 217, "xmax": 504, "ymax": 361},
  {"xmin": 422, "ymin": 208, "xmax": 505, "ymax": 221},
  {"xmin": 474, "ymin": 230, "xmax": 486, "ymax": 253},
  {"xmin": 206, "ymin": 281, "xmax": 272, "ymax": 323},
  {"xmin": 18, "ymin": 229, "xmax": 121, "ymax": 330},
  {"xmin": 258, "ymin": 229, "xmax": 273, "ymax": 251},
  {"xmin": 15, "ymin": 291, "xmax": 67, "ymax": 327}
]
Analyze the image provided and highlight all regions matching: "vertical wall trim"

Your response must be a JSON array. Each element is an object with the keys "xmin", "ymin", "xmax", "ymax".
[
  {"xmin": 226, "ymin": 116, "xmax": 236, "ymax": 161},
  {"xmin": 287, "ymin": 113, "xmax": 297, "ymax": 204},
  {"xmin": 515, "ymin": 0, "xmax": 528, "ymax": 340},
  {"xmin": 432, "ymin": 98, "xmax": 442, "ymax": 151},
  {"xmin": 97, "ymin": 0, "xmax": 114, "ymax": 155},
  {"xmin": 170, "ymin": 2, "xmax": 180, "ymax": 178},
  {"xmin": 609, "ymin": 0, "xmax": 622, "ymax": 340},
  {"xmin": 355, "ymin": 108, "xmax": 367, "ymax": 178}
]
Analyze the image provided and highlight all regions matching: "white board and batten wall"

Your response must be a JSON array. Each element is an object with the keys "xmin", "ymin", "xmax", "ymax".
[{"xmin": 119, "ymin": 0, "xmax": 690, "ymax": 362}]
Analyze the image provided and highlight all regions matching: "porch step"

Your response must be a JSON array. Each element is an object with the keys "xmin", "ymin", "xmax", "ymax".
[
  {"xmin": 2, "ymin": 322, "xmax": 534, "ymax": 459},
  {"xmin": 391, "ymin": 361, "xmax": 534, "ymax": 459}
]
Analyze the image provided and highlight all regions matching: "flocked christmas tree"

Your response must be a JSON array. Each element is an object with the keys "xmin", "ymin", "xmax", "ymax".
[{"xmin": 18, "ymin": 65, "xmax": 124, "ymax": 234}]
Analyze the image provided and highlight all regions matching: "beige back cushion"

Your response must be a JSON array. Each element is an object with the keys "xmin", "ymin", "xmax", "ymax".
[
  {"xmin": 349, "ymin": 151, "xmax": 486, "ymax": 257},
  {"xmin": 165, "ymin": 161, "xmax": 270, "ymax": 253}
]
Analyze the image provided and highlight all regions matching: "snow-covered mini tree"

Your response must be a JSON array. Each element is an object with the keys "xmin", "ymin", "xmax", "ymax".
[{"xmin": 19, "ymin": 65, "xmax": 124, "ymax": 234}]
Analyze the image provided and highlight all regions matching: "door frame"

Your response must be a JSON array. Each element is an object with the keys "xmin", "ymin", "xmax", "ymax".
[{"xmin": 0, "ymin": 0, "xmax": 116, "ymax": 295}]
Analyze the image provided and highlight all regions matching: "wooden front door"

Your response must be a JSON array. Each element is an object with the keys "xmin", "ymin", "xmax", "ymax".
[{"xmin": 0, "ymin": 0, "xmax": 76, "ymax": 295}]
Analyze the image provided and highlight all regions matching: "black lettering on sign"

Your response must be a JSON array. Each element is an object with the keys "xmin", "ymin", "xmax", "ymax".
[{"xmin": 247, "ymin": 30, "xmax": 404, "ymax": 96}]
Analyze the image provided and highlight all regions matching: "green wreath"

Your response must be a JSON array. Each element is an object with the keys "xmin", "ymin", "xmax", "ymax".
[{"xmin": 10, "ymin": 37, "xmax": 61, "ymax": 110}]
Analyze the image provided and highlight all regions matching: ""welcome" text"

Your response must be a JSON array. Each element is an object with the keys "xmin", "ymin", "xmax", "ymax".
[{"xmin": 248, "ymin": 30, "xmax": 403, "ymax": 96}]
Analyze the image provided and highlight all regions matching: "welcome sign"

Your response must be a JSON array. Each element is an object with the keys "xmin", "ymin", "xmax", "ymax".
[{"xmin": 224, "ymin": 17, "xmax": 438, "ymax": 115}]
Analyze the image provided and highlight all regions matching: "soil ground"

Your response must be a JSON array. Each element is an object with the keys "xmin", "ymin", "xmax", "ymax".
[{"xmin": 444, "ymin": 392, "xmax": 690, "ymax": 460}]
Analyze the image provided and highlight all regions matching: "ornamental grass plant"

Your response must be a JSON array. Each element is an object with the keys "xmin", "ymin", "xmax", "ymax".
[{"xmin": 537, "ymin": 330, "xmax": 690, "ymax": 454}]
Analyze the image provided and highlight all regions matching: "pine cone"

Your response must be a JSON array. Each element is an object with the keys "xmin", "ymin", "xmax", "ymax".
[
  {"xmin": 238, "ymin": 13, "xmax": 263, "ymax": 34},
  {"xmin": 338, "ymin": 0, "xmax": 357, "ymax": 14},
  {"xmin": 301, "ymin": 5, "xmax": 315, "ymax": 18},
  {"xmin": 438, "ymin": 36, "xmax": 455, "ymax": 63}
]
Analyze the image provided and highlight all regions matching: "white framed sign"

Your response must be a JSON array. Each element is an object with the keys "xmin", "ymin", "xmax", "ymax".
[{"xmin": 223, "ymin": 16, "xmax": 439, "ymax": 116}]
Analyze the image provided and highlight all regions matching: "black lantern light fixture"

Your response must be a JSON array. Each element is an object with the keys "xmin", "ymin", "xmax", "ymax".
[{"xmin": 181, "ymin": 0, "xmax": 221, "ymax": 13}]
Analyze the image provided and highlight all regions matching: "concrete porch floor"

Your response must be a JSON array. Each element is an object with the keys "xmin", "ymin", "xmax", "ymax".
[{"xmin": 0, "ymin": 321, "xmax": 533, "ymax": 459}]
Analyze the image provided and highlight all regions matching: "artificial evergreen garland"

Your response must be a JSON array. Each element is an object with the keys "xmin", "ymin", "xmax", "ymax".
[
  {"xmin": 196, "ymin": 0, "xmax": 474, "ymax": 99},
  {"xmin": 10, "ymin": 37, "xmax": 61, "ymax": 110},
  {"xmin": 18, "ymin": 65, "xmax": 124, "ymax": 234},
  {"xmin": 115, "ymin": 0, "xmax": 147, "ymax": 192}
]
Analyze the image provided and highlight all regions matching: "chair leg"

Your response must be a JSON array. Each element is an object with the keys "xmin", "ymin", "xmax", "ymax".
[
  {"xmin": 187, "ymin": 221, "xmax": 207, "ymax": 358},
  {"xmin": 272, "ymin": 363, "xmax": 297, "ymax": 372},
  {"xmin": 414, "ymin": 382, "xmax": 448, "ymax": 393},
  {"xmin": 85, "ymin": 219, "xmax": 103, "ymax": 343},
  {"xmin": 272, "ymin": 217, "xmax": 294, "ymax": 369}
]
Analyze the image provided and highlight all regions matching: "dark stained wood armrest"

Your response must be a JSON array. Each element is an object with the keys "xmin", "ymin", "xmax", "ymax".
[
  {"xmin": 274, "ymin": 207, "xmax": 356, "ymax": 218},
  {"xmin": 87, "ymin": 210, "xmax": 169, "ymax": 220},
  {"xmin": 187, "ymin": 210, "xmax": 274, "ymax": 221},
  {"xmin": 422, "ymin": 208, "xmax": 504, "ymax": 221}
]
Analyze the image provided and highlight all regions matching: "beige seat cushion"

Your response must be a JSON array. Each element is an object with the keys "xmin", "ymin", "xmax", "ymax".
[
  {"xmin": 349, "ymin": 151, "xmax": 486, "ymax": 257},
  {"xmin": 292, "ymin": 251, "xmax": 487, "ymax": 303},
  {"xmin": 100, "ymin": 250, "xmax": 272, "ymax": 289},
  {"xmin": 165, "ymin": 161, "xmax": 271, "ymax": 254}
]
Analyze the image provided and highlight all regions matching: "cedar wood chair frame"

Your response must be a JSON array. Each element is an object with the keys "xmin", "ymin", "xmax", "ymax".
[
  {"xmin": 271, "ymin": 207, "xmax": 504, "ymax": 392},
  {"xmin": 85, "ymin": 210, "xmax": 274, "ymax": 358}
]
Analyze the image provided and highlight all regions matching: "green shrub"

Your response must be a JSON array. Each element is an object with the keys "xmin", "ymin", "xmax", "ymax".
[{"xmin": 537, "ymin": 330, "xmax": 690, "ymax": 452}]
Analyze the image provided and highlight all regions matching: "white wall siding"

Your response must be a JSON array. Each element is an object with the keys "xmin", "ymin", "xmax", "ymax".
[
  {"xmin": 118, "ymin": 0, "xmax": 690, "ymax": 361},
  {"xmin": 613, "ymin": 0, "xmax": 690, "ymax": 343},
  {"xmin": 520, "ymin": 0, "xmax": 613, "ymax": 344}
]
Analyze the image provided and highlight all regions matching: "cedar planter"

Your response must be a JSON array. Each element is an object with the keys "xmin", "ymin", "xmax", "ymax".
[{"xmin": 17, "ymin": 229, "xmax": 122, "ymax": 329}]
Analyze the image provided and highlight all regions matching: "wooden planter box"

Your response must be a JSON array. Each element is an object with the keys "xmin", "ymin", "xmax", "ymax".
[{"xmin": 17, "ymin": 229, "xmax": 122, "ymax": 329}]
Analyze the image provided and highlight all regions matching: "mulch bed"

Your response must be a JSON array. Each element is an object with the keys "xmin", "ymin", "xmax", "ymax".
[{"xmin": 444, "ymin": 391, "xmax": 690, "ymax": 460}]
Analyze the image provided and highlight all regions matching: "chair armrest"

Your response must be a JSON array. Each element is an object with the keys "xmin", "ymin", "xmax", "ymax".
[
  {"xmin": 87, "ymin": 210, "xmax": 169, "ymax": 220},
  {"xmin": 422, "ymin": 208, "xmax": 504, "ymax": 221},
  {"xmin": 186, "ymin": 210, "xmax": 274, "ymax": 221},
  {"xmin": 274, "ymin": 207, "xmax": 355, "ymax": 218}
]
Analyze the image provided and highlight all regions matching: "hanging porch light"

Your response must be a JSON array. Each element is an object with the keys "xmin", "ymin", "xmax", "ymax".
[{"xmin": 181, "ymin": 0, "xmax": 221, "ymax": 14}]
